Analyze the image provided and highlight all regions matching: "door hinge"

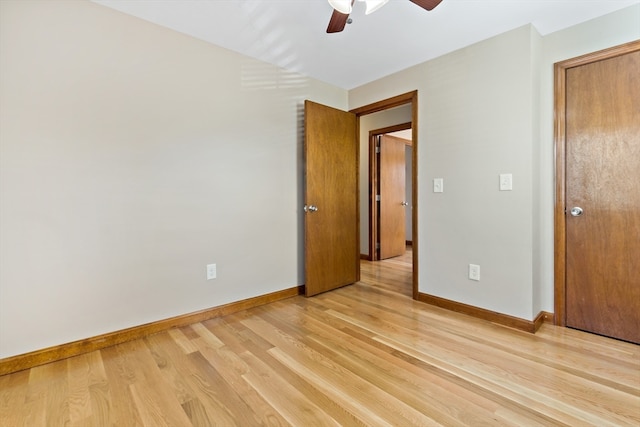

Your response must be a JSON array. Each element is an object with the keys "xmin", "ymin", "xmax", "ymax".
[
  {"xmin": 376, "ymin": 194, "xmax": 381, "ymax": 202},
  {"xmin": 376, "ymin": 242, "xmax": 380, "ymax": 249},
  {"xmin": 375, "ymin": 146, "xmax": 380, "ymax": 154}
]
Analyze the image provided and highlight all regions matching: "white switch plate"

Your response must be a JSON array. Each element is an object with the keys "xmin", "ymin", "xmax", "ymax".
[
  {"xmin": 206, "ymin": 263, "xmax": 217, "ymax": 280},
  {"xmin": 433, "ymin": 178, "xmax": 444, "ymax": 193},
  {"xmin": 469, "ymin": 264, "xmax": 480, "ymax": 281},
  {"xmin": 499, "ymin": 173, "xmax": 513, "ymax": 191}
]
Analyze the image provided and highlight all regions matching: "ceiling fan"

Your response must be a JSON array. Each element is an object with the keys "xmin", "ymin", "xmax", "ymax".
[{"xmin": 327, "ymin": 0, "xmax": 443, "ymax": 33}]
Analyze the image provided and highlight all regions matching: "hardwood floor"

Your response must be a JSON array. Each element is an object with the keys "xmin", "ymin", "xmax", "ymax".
[{"xmin": 1, "ymin": 249, "xmax": 639, "ymax": 426}]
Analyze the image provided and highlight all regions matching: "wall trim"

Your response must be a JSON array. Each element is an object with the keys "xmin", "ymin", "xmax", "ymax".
[
  {"xmin": 0, "ymin": 286, "xmax": 304, "ymax": 376},
  {"xmin": 417, "ymin": 292, "xmax": 551, "ymax": 334}
]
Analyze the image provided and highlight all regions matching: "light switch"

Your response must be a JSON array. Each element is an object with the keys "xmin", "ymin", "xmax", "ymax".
[
  {"xmin": 433, "ymin": 178, "xmax": 443, "ymax": 193},
  {"xmin": 499, "ymin": 174, "xmax": 512, "ymax": 191}
]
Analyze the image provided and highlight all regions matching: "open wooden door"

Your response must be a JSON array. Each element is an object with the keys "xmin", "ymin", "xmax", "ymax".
[
  {"xmin": 558, "ymin": 43, "xmax": 640, "ymax": 343},
  {"xmin": 379, "ymin": 135, "xmax": 407, "ymax": 259},
  {"xmin": 304, "ymin": 100, "xmax": 359, "ymax": 296}
]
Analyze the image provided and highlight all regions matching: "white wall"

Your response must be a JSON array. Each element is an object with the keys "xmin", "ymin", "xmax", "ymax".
[
  {"xmin": 0, "ymin": 0, "xmax": 346, "ymax": 358},
  {"xmin": 358, "ymin": 106, "xmax": 412, "ymax": 255},
  {"xmin": 350, "ymin": 5, "xmax": 640, "ymax": 321}
]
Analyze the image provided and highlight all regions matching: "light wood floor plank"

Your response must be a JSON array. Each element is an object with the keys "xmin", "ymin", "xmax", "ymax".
[
  {"xmin": 124, "ymin": 340, "xmax": 194, "ymax": 427},
  {"xmin": 186, "ymin": 350, "xmax": 257, "ymax": 425},
  {"xmin": 35, "ymin": 360, "xmax": 71, "ymax": 425},
  {"xmin": 248, "ymin": 309, "xmax": 440, "ymax": 426},
  {"xmin": 323, "ymin": 295, "xmax": 637, "ymax": 424},
  {"xmin": 274, "ymin": 301, "xmax": 521, "ymax": 426},
  {"xmin": 190, "ymin": 335, "xmax": 289, "ymax": 426},
  {"xmin": 211, "ymin": 315, "xmax": 367, "ymax": 426},
  {"xmin": 2, "ymin": 248, "xmax": 639, "ymax": 426},
  {"xmin": 0, "ymin": 369, "xmax": 30, "ymax": 426},
  {"xmin": 66, "ymin": 352, "xmax": 97, "ymax": 425},
  {"xmin": 240, "ymin": 350, "xmax": 340, "ymax": 426},
  {"xmin": 100, "ymin": 342, "xmax": 145, "ymax": 426}
]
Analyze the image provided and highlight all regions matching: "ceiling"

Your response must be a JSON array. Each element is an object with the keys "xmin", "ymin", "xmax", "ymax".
[{"xmin": 92, "ymin": 0, "xmax": 639, "ymax": 90}]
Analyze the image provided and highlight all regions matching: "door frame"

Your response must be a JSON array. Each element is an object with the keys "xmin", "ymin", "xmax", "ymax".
[
  {"xmin": 553, "ymin": 40, "xmax": 640, "ymax": 326},
  {"xmin": 351, "ymin": 90, "xmax": 419, "ymax": 299},
  {"xmin": 368, "ymin": 125, "xmax": 412, "ymax": 261}
]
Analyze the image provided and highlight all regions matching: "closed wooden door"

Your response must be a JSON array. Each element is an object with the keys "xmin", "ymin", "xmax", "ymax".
[
  {"xmin": 379, "ymin": 135, "xmax": 407, "ymax": 259},
  {"xmin": 304, "ymin": 100, "xmax": 359, "ymax": 297},
  {"xmin": 564, "ymin": 48, "xmax": 640, "ymax": 343}
]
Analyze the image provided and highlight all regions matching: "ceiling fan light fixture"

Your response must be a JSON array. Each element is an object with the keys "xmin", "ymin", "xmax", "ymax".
[
  {"xmin": 363, "ymin": 0, "xmax": 389, "ymax": 15},
  {"xmin": 328, "ymin": 0, "xmax": 352, "ymax": 14}
]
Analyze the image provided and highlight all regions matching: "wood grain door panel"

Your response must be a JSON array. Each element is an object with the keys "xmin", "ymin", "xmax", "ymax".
[
  {"xmin": 379, "ymin": 135, "xmax": 406, "ymax": 259},
  {"xmin": 565, "ymin": 50, "xmax": 640, "ymax": 343},
  {"xmin": 304, "ymin": 101, "xmax": 358, "ymax": 297}
]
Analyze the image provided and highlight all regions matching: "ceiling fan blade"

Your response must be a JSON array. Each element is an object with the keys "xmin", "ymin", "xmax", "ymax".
[
  {"xmin": 327, "ymin": 9, "xmax": 350, "ymax": 33},
  {"xmin": 326, "ymin": 0, "xmax": 355, "ymax": 33},
  {"xmin": 409, "ymin": 0, "xmax": 443, "ymax": 11}
]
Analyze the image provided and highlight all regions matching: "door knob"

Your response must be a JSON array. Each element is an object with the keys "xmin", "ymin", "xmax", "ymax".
[
  {"xmin": 569, "ymin": 207, "xmax": 583, "ymax": 217},
  {"xmin": 401, "ymin": 202, "xmax": 409, "ymax": 206},
  {"xmin": 304, "ymin": 205, "xmax": 318, "ymax": 212}
]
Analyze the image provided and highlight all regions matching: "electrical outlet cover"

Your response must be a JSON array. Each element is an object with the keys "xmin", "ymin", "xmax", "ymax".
[
  {"xmin": 207, "ymin": 263, "xmax": 217, "ymax": 280},
  {"xmin": 469, "ymin": 264, "xmax": 480, "ymax": 281}
]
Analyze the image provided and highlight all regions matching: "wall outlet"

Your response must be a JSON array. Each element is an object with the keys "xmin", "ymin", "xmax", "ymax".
[
  {"xmin": 206, "ymin": 263, "xmax": 217, "ymax": 280},
  {"xmin": 469, "ymin": 264, "xmax": 480, "ymax": 281}
]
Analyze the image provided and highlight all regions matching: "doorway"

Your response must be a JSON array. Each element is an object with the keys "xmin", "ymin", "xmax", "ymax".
[
  {"xmin": 351, "ymin": 91, "xmax": 418, "ymax": 298},
  {"xmin": 303, "ymin": 92, "xmax": 418, "ymax": 298},
  {"xmin": 554, "ymin": 41, "xmax": 640, "ymax": 343},
  {"xmin": 368, "ymin": 125, "xmax": 413, "ymax": 261}
]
